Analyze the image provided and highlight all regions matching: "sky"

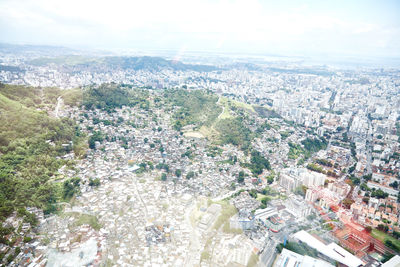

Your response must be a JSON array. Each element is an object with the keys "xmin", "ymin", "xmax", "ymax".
[{"xmin": 0, "ymin": 0, "xmax": 399, "ymax": 59}]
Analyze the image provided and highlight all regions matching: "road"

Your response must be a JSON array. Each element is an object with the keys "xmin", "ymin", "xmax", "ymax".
[
  {"xmin": 259, "ymin": 238, "xmax": 277, "ymax": 267},
  {"xmin": 183, "ymin": 202, "xmax": 201, "ymax": 266},
  {"xmin": 259, "ymin": 221, "xmax": 298, "ymax": 266},
  {"xmin": 365, "ymin": 121, "xmax": 373, "ymax": 175},
  {"xmin": 211, "ymin": 186, "xmax": 249, "ymax": 202},
  {"xmin": 54, "ymin": 96, "xmax": 63, "ymax": 118},
  {"xmin": 132, "ymin": 173, "xmax": 148, "ymax": 218},
  {"xmin": 216, "ymin": 97, "xmax": 226, "ymax": 120}
]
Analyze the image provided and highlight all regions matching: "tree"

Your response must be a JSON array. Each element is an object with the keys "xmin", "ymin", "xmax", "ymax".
[
  {"xmin": 350, "ymin": 176, "xmax": 360, "ymax": 185},
  {"xmin": 363, "ymin": 174, "xmax": 372, "ymax": 181},
  {"xmin": 342, "ymin": 198, "xmax": 354, "ymax": 209},
  {"xmin": 175, "ymin": 169, "xmax": 182, "ymax": 177},
  {"xmin": 147, "ymin": 161, "xmax": 154, "ymax": 170},
  {"xmin": 384, "ymin": 239, "xmax": 399, "ymax": 251},
  {"xmin": 249, "ymin": 189, "xmax": 257, "ymax": 198},
  {"xmin": 393, "ymin": 231, "xmax": 400, "ymax": 239},
  {"xmin": 365, "ymin": 226, "xmax": 372, "ymax": 233},
  {"xmin": 89, "ymin": 178, "xmax": 100, "ymax": 187},
  {"xmin": 238, "ymin": 171, "xmax": 245, "ymax": 183},
  {"xmin": 382, "ymin": 253, "xmax": 395, "ymax": 263},
  {"xmin": 248, "ymin": 151, "xmax": 271, "ymax": 176},
  {"xmin": 63, "ymin": 177, "xmax": 81, "ymax": 199},
  {"xmin": 294, "ymin": 186, "xmax": 306, "ymax": 197},
  {"xmin": 161, "ymin": 173, "xmax": 167, "ymax": 181},
  {"xmin": 186, "ymin": 171, "xmax": 195, "ymax": 179},
  {"xmin": 88, "ymin": 131, "xmax": 103, "ymax": 149},
  {"xmin": 390, "ymin": 181, "xmax": 398, "ymax": 189},
  {"xmin": 261, "ymin": 197, "xmax": 269, "ymax": 205},
  {"xmin": 173, "ymin": 120, "xmax": 182, "ymax": 131},
  {"xmin": 377, "ymin": 224, "xmax": 387, "ymax": 232},
  {"xmin": 371, "ymin": 189, "xmax": 388, "ymax": 199}
]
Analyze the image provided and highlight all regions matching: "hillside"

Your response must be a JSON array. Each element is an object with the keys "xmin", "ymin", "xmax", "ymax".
[
  {"xmin": 163, "ymin": 89, "xmax": 257, "ymax": 150},
  {"xmin": 0, "ymin": 83, "xmax": 85, "ymax": 220},
  {"xmin": 28, "ymin": 55, "xmax": 218, "ymax": 72}
]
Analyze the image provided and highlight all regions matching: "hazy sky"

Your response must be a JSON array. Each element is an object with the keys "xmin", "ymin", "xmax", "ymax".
[{"xmin": 1, "ymin": 0, "xmax": 399, "ymax": 58}]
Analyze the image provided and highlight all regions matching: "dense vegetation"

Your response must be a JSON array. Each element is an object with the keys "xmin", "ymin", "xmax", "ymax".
[
  {"xmin": 301, "ymin": 137, "xmax": 328, "ymax": 154},
  {"xmin": 0, "ymin": 84, "xmax": 60, "ymax": 109},
  {"xmin": 254, "ymin": 106, "xmax": 281, "ymax": 119},
  {"xmin": 276, "ymin": 241, "xmax": 319, "ymax": 258},
  {"xmin": 288, "ymin": 137, "xmax": 328, "ymax": 163},
  {"xmin": 371, "ymin": 229, "xmax": 400, "ymax": 253},
  {"xmin": 29, "ymin": 56, "xmax": 217, "ymax": 72},
  {"xmin": 246, "ymin": 151, "xmax": 271, "ymax": 176},
  {"xmin": 83, "ymin": 83, "xmax": 150, "ymax": 112},
  {"xmin": 0, "ymin": 83, "xmax": 85, "ymax": 222},
  {"xmin": 164, "ymin": 89, "xmax": 221, "ymax": 130},
  {"xmin": 165, "ymin": 89, "xmax": 258, "ymax": 151},
  {"xmin": 215, "ymin": 117, "xmax": 252, "ymax": 150}
]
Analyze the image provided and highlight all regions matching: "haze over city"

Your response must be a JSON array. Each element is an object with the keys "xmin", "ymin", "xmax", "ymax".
[
  {"xmin": 1, "ymin": 1, "xmax": 400, "ymax": 267},
  {"xmin": 1, "ymin": 0, "xmax": 400, "ymax": 60}
]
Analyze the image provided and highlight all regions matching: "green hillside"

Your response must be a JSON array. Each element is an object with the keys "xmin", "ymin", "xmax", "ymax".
[{"xmin": 0, "ymin": 83, "xmax": 85, "ymax": 220}]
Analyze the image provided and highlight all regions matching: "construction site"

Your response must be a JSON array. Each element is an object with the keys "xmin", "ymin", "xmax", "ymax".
[{"xmin": 334, "ymin": 224, "xmax": 395, "ymax": 260}]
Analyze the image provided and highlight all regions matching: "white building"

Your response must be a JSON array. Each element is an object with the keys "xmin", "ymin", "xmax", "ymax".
[
  {"xmin": 293, "ymin": 230, "xmax": 364, "ymax": 267},
  {"xmin": 280, "ymin": 168, "xmax": 326, "ymax": 192},
  {"xmin": 274, "ymin": 248, "xmax": 334, "ymax": 267}
]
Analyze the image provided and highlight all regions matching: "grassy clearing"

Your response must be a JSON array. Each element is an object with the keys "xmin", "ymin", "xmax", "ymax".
[
  {"xmin": 64, "ymin": 212, "xmax": 102, "ymax": 231},
  {"xmin": 256, "ymin": 193, "xmax": 266, "ymax": 201},
  {"xmin": 219, "ymin": 107, "xmax": 233, "ymax": 120},
  {"xmin": 218, "ymin": 97, "xmax": 255, "ymax": 119},
  {"xmin": 199, "ymin": 125, "xmax": 219, "ymax": 140},
  {"xmin": 183, "ymin": 131, "xmax": 204, "ymax": 138},
  {"xmin": 62, "ymin": 88, "xmax": 83, "ymax": 106},
  {"xmin": 230, "ymin": 99, "xmax": 255, "ymax": 113},
  {"xmin": 220, "ymin": 96, "xmax": 254, "ymax": 112},
  {"xmin": 218, "ymin": 97, "xmax": 234, "ymax": 120},
  {"xmin": 372, "ymin": 229, "xmax": 400, "ymax": 251}
]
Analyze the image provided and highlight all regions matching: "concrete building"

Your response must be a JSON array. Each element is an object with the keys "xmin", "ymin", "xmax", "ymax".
[
  {"xmin": 280, "ymin": 168, "xmax": 326, "ymax": 192},
  {"xmin": 367, "ymin": 181, "xmax": 399, "ymax": 196},
  {"xmin": 274, "ymin": 248, "xmax": 334, "ymax": 267},
  {"xmin": 229, "ymin": 210, "xmax": 254, "ymax": 230},
  {"xmin": 285, "ymin": 195, "xmax": 312, "ymax": 218},
  {"xmin": 293, "ymin": 230, "xmax": 364, "ymax": 267}
]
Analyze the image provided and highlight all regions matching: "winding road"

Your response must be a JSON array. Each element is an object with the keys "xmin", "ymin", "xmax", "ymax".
[{"xmin": 54, "ymin": 96, "xmax": 63, "ymax": 118}]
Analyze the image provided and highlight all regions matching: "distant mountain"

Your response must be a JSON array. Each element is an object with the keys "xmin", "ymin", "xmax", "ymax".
[
  {"xmin": 104, "ymin": 56, "xmax": 218, "ymax": 72},
  {"xmin": 27, "ymin": 55, "xmax": 218, "ymax": 72},
  {"xmin": 0, "ymin": 43, "xmax": 78, "ymax": 57},
  {"xmin": 265, "ymin": 67, "xmax": 336, "ymax": 76},
  {"xmin": 227, "ymin": 62, "xmax": 262, "ymax": 71},
  {"xmin": 0, "ymin": 65, "xmax": 24, "ymax": 72},
  {"xmin": 1, "ymin": 43, "xmax": 218, "ymax": 72}
]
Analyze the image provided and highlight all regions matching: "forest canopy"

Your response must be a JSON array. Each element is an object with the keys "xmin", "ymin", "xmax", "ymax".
[{"xmin": 0, "ymin": 84, "xmax": 85, "ymax": 221}]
